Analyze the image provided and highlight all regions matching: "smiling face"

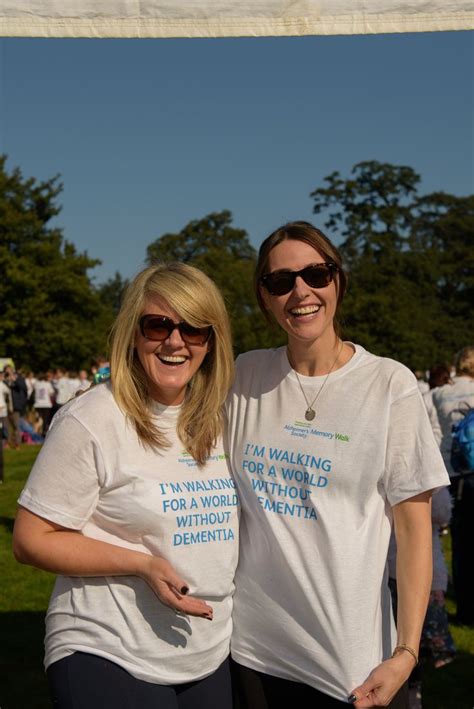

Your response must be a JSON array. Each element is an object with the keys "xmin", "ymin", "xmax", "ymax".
[
  {"xmin": 260, "ymin": 239, "xmax": 339, "ymax": 351},
  {"xmin": 135, "ymin": 296, "xmax": 210, "ymax": 406}
]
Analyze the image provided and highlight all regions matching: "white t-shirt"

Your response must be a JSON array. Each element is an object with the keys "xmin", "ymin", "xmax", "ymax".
[
  {"xmin": 54, "ymin": 377, "xmax": 72, "ymax": 405},
  {"xmin": 226, "ymin": 345, "xmax": 449, "ymax": 701},
  {"xmin": 0, "ymin": 381, "xmax": 11, "ymax": 417},
  {"xmin": 76, "ymin": 378, "xmax": 91, "ymax": 393},
  {"xmin": 417, "ymin": 379, "xmax": 429, "ymax": 394},
  {"xmin": 33, "ymin": 380, "xmax": 55, "ymax": 408},
  {"xmin": 431, "ymin": 376, "xmax": 474, "ymax": 476},
  {"xmin": 25, "ymin": 376, "xmax": 36, "ymax": 399},
  {"xmin": 67, "ymin": 377, "xmax": 81, "ymax": 396},
  {"xmin": 19, "ymin": 382, "xmax": 239, "ymax": 684}
]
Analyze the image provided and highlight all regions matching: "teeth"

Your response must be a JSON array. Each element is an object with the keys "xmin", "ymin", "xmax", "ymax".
[
  {"xmin": 158, "ymin": 355, "xmax": 187, "ymax": 363},
  {"xmin": 291, "ymin": 305, "xmax": 321, "ymax": 315}
]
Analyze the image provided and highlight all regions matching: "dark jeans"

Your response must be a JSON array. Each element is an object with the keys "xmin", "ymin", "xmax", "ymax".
[
  {"xmin": 7, "ymin": 411, "xmax": 21, "ymax": 447},
  {"xmin": 231, "ymin": 660, "xmax": 408, "ymax": 709},
  {"xmin": 47, "ymin": 652, "xmax": 232, "ymax": 709}
]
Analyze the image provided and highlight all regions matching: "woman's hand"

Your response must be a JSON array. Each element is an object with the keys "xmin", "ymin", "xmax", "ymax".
[
  {"xmin": 13, "ymin": 507, "xmax": 213, "ymax": 619},
  {"xmin": 139, "ymin": 555, "xmax": 213, "ymax": 619},
  {"xmin": 349, "ymin": 653, "xmax": 415, "ymax": 706}
]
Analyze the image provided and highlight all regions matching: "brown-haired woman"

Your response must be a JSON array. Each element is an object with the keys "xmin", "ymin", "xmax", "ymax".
[
  {"xmin": 226, "ymin": 221, "xmax": 449, "ymax": 708},
  {"xmin": 13, "ymin": 263, "xmax": 238, "ymax": 708}
]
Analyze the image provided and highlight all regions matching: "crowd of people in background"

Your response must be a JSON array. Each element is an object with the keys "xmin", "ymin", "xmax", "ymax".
[
  {"xmin": 397, "ymin": 346, "xmax": 474, "ymax": 708},
  {"xmin": 0, "ymin": 357, "xmax": 111, "ymax": 451}
]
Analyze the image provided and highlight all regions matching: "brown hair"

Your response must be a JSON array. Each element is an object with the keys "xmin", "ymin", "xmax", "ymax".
[
  {"xmin": 428, "ymin": 364, "xmax": 451, "ymax": 389},
  {"xmin": 255, "ymin": 221, "xmax": 347, "ymax": 326}
]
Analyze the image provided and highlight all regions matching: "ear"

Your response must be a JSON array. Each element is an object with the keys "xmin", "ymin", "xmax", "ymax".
[{"xmin": 259, "ymin": 284, "xmax": 272, "ymax": 312}]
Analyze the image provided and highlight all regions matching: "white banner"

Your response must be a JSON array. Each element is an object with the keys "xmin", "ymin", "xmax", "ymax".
[{"xmin": 0, "ymin": 1, "xmax": 473, "ymax": 38}]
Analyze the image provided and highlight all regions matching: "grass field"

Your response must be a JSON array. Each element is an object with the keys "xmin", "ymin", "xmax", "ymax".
[{"xmin": 0, "ymin": 446, "xmax": 473, "ymax": 708}]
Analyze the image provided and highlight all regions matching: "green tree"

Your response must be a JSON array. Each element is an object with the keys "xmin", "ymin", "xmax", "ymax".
[
  {"xmin": 146, "ymin": 210, "xmax": 282, "ymax": 354},
  {"xmin": 406, "ymin": 192, "xmax": 474, "ymax": 361},
  {"xmin": 311, "ymin": 161, "xmax": 474, "ymax": 369},
  {"xmin": 0, "ymin": 156, "xmax": 114, "ymax": 370},
  {"xmin": 98, "ymin": 271, "xmax": 129, "ymax": 317}
]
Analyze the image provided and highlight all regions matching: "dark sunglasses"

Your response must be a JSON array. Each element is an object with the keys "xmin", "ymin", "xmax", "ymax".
[
  {"xmin": 139, "ymin": 315, "xmax": 212, "ymax": 345},
  {"xmin": 260, "ymin": 263, "xmax": 338, "ymax": 296}
]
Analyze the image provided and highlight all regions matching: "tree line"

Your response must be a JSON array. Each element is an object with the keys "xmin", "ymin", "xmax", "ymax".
[{"xmin": 0, "ymin": 155, "xmax": 472, "ymax": 371}]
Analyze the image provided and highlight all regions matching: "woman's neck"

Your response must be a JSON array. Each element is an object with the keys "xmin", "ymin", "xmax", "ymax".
[{"xmin": 287, "ymin": 332, "xmax": 352, "ymax": 377}]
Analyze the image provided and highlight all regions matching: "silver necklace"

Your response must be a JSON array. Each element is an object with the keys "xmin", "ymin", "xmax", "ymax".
[{"xmin": 289, "ymin": 340, "xmax": 344, "ymax": 421}]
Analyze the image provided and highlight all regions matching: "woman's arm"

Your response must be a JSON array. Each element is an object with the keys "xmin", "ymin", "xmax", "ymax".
[
  {"xmin": 350, "ymin": 491, "xmax": 432, "ymax": 707},
  {"xmin": 13, "ymin": 506, "xmax": 213, "ymax": 619},
  {"xmin": 392, "ymin": 490, "xmax": 432, "ymax": 652}
]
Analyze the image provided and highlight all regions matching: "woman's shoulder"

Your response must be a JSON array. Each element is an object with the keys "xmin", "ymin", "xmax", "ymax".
[
  {"xmin": 236, "ymin": 347, "xmax": 284, "ymax": 369},
  {"xmin": 234, "ymin": 347, "xmax": 285, "ymax": 382},
  {"xmin": 229, "ymin": 347, "xmax": 286, "ymax": 399},
  {"xmin": 351, "ymin": 345, "xmax": 418, "ymax": 397},
  {"xmin": 50, "ymin": 381, "xmax": 121, "ymax": 430}
]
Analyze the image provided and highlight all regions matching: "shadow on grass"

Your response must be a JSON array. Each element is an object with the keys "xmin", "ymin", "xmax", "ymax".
[
  {"xmin": 422, "ymin": 650, "xmax": 474, "ymax": 709},
  {"xmin": 0, "ymin": 611, "xmax": 49, "ymax": 708},
  {"xmin": 0, "ymin": 516, "xmax": 14, "ymax": 534}
]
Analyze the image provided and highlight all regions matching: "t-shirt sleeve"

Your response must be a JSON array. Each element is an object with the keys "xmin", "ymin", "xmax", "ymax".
[
  {"xmin": 383, "ymin": 387, "xmax": 450, "ymax": 507},
  {"xmin": 18, "ymin": 412, "xmax": 104, "ymax": 529}
]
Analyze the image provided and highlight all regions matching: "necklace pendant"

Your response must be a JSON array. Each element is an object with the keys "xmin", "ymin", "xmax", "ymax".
[{"xmin": 305, "ymin": 408, "xmax": 315, "ymax": 421}]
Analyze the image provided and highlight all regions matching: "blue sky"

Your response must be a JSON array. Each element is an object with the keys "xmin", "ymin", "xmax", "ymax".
[{"xmin": 0, "ymin": 31, "xmax": 472, "ymax": 284}]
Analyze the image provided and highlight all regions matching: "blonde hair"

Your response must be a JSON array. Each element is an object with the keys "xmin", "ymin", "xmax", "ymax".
[
  {"xmin": 110, "ymin": 263, "xmax": 234, "ymax": 465},
  {"xmin": 455, "ymin": 346, "xmax": 474, "ymax": 378}
]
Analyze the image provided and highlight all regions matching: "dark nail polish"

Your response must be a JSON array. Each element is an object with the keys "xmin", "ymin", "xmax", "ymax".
[
  {"xmin": 347, "ymin": 694, "xmax": 357, "ymax": 704},
  {"xmin": 180, "ymin": 586, "xmax": 189, "ymax": 595}
]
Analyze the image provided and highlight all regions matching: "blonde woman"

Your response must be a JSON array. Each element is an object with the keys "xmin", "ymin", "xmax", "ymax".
[{"xmin": 13, "ymin": 263, "xmax": 238, "ymax": 708}]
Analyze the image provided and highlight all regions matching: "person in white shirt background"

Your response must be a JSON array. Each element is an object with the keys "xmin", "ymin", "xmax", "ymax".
[
  {"xmin": 430, "ymin": 346, "xmax": 474, "ymax": 626},
  {"xmin": 0, "ymin": 370, "xmax": 13, "ymax": 475},
  {"xmin": 53, "ymin": 368, "xmax": 72, "ymax": 409},
  {"xmin": 32, "ymin": 373, "xmax": 55, "ymax": 435},
  {"xmin": 24, "ymin": 370, "xmax": 37, "ymax": 403},
  {"xmin": 76, "ymin": 369, "xmax": 91, "ymax": 392},
  {"xmin": 66, "ymin": 371, "xmax": 81, "ymax": 397},
  {"xmin": 389, "ymin": 363, "xmax": 456, "ymax": 709},
  {"xmin": 226, "ymin": 221, "xmax": 449, "ymax": 709}
]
